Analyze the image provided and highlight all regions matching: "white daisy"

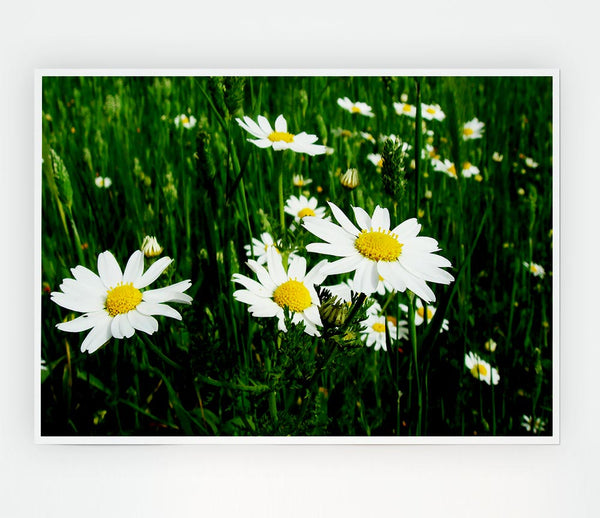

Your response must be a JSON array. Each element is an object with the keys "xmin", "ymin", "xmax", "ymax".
[
  {"xmin": 360, "ymin": 131, "xmax": 376, "ymax": 143},
  {"xmin": 244, "ymin": 232, "xmax": 281, "ymax": 265},
  {"xmin": 337, "ymin": 97, "xmax": 375, "ymax": 117},
  {"xmin": 174, "ymin": 113, "xmax": 197, "ymax": 129},
  {"xmin": 284, "ymin": 195, "xmax": 328, "ymax": 224},
  {"xmin": 421, "ymin": 103, "xmax": 446, "ymax": 121},
  {"xmin": 521, "ymin": 415, "xmax": 546, "ymax": 434},
  {"xmin": 94, "ymin": 176, "xmax": 112, "ymax": 188},
  {"xmin": 432, "ymin": 158, "xmax": 458, "ymax": 179},
  {"xmin": 302, "ymin": 202, "xmax": 454, "ymax": 302},
  {"xmin": 462, "ymin": 118, "xmax": 485, "ymax": 140},
  {"xmin": 236, "ymin": 114, "xmax": 327, "ymax": 156},
  {"xmin": 523, "ymin": 261, "xmax": 545, "ymax": 278},
  {"xmin": 292, "ymin": 174, "xmax": 312, "ymax": 187},
  {"xmin": 232, "ymin": 248, "xmax": 328, "ymax": 336},
  {"xmin": 367, "ymin": 153, "xmax": 383, "ymax": 168},
  {"xmin": 464, "ymin": 352, "xmax": 500, "ymax": 385},
  {"xmin": 461, "ymin": 161, "xmax": 480, "ymax": 178},
  {"xmin": 485, "ymin": 338, "xmax": 497, "ymax": 352},
  {"xmin": 492, "ymin": 151, "xmax": 504, "ymax": 162},
  {"xmin": 51, "ymin": 250, "xmax": 193, "ymax": 354},
  {"xmin": 360, "ymin": 306, "xmax": 408, "ymax": 351},
  {"xmin": 524, "ymin": 157, "xmax": 539, "ymax": 168},
  {"xmin": 393, "ymin": 102, "xmax": 417, "ymax": 118},
  {"xmin": 399, "ymin": 298, "xmax": 449, "ymax": 331}
]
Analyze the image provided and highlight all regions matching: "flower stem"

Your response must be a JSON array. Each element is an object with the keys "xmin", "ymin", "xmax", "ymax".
[{"xmin": 407, "ymin": 291, "xmax": 422, "ymax": 434}]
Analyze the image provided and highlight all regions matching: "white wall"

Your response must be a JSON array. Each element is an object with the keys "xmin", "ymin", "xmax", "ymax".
[{"xmin": 1, "ymin": 1, "xmax": 597, "ymax": 516}]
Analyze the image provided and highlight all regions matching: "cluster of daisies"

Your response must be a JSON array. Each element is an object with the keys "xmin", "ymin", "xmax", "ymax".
[{"xmin": 228, "ymin": 111, "xmax": 456, "ymax": 352}]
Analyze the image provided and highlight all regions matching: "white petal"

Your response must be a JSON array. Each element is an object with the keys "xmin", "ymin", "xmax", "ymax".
[
  {"xmin": 97, "ymin": 251, "xmax": 123, "ymax": 288},
  {"xmin": 56, "ymin": 310, "xmax": 109, "ymax": 333},
  {"xmin": 127, "ymin": 310, "xmax": 159, "ymax": 335},
  {"xmin": 80, "ymin": 318, "xmax": 113, "ymax": 353},
  {"xmin": 257, "ymin": 115, "xmax": 273, "ymax": 135},
  {"xmin": 123, "ymin": 250, "xmax": 145, "ymax": 284},
  {"xmin": 306, "ymin": 242, "xmax": 357, "ymax": 257},
  {"xmin": 248, "ymin": 300, "xmax": 281, "ymax": 318},
  {"xmin": 377, "ymin": 261, "xmax": 407, "ymax": 293},
  {"xmin": 119, "ymin": 314, "xmax": 136, "ymax": 338},
  {"xmin": 304, "ymin": 259, "xmax": 330, "ymax": 286},
  {"xmin": 137, "ymin": 301, "xmax": 182, "ymax": 320},
  {"xmin": 303, "ymin": 305, "xmax": 322, "ymax": 328},
  {"xmin": 391, "ymin": 218, "xmax": 421, "ymax": 240},
  {"xmin": 247, "ymin": 260, "xmax": 277, "ymax": 293},
  {"xmin": 287, "ymin": 255, "xmax": 307, "ymax": 281},
  {"xmin": 266, "ymin": 247, "xmax": 287, "ymax": 286},
  {"xmin": 70, "ymin": 265, "xmax": 106, "ymax": 293},
  {"xmin": 232, "ymin": 272, "xmax": 272, "ymax": 297},
  {"xmin": 370, "ymin": 206, "xmax": 390, "ymax": 230},
  {"xmin": 328, "ymin": 202, "xmax": 360, "ymax": 236},
  {"xmin": 302, "ymin": 217, "xmax": 355, "ymax": 247},
  {"xmin": 233, "ymin": 289, "xmax": 271, "ymax": 307},
  {"xmin": 50, "ymin": 291, "xmax": 105, "ymax": 313},
  {"xmin": 274, "ymin": 114, "xmax": 287, "ymax": 133},
  {"xmin": 134, "ymin": 257, "xmax": 173, "ymax": 289},
  {"xmin": 353, "ymin": 259, "xmax": 379, "ymax": 294},
  {"xmin": 321, "ymin": 254, "xmax": 363, "ymax": 276},
  {"xmin": 111, "ymin": 314, "xmax": 125, "ymax": 339},
  {"xmin": 352, "ymin": 206, "xmax": 372, "ymax": 230},
  {"xmin": 247, "ymin": 138, "xmax": 273, "ymax": 148},
  {"xmin": 141, "ymin": 280, "xmax": 193, "ymax": 303}
]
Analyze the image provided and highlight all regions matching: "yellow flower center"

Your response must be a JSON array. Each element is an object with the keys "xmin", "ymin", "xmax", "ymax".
[
  {"xmin": 463, "ymin": 127, "xmax": 474, "ymax": 136},
  {"xmin": 297, "ymin": 207, "xmax": 316, "ymax": 218},
  {"xmin": 181, "ymin": 115, "xmax": 189, "ymax": 124},
  {"xmin": 377, "ymin": 158, "xmax": 383, "ymax": 167},
  {"xmin": 470, "ymin": 364, "xmax": 488, "ymax": 378},
  {"xmin": 268, "ymin": 131, "xmax": 294, "ymax": 143},
  {"xmin": 355, "ymin": 229, "xmax": 403, "ymax": 262},
  {"xmin": 351, "ymin": 106, "xmax": 361, "ymax": 113},
  {"xmin": 417, "ymin": 306, "xmax": 434, "ymax": 320},
  {"xmin": 105, "ymin": 283, "xmax": 143, "ymax": 317},
  {"xmin": 426, "ymin": 107, "xmax": 436, "ymax": 114},
  {"xmin": 448, "ymin": 164, "xmax": 457, "ymax": 176},
  {"xmin": 463, "ymin": 162, "xmax": 471, "ymax": 170},
  {"xmin": 372, "ymin": 322, "xmax": 386, "ymax": 333},
  {"xmin": 403, "ymin": 104, "xmax": 412, "ymax": 113},
  {"xmin": 273, "ymin": 279, "xmax": 312, "ymax": 312}
]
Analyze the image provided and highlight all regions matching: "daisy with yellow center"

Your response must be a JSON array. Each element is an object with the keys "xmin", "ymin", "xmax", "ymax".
[
  {"xmin": 400, "ymin": 298, "xmax": 449, "ymax": 332},
  {"xmin": 235, "ymin": 114, "xmax": 327, "ymax": 156},
  {"xmin": 367, "ymin": 153, "xmax": 383, "ymax": 168},
  {"xmin": 358, "ymin": 301, "xmax": 408, "ymax": 351},
  {"xmin": 232, "ymin": 248, "xmax": 328, "ymax": 336},
  {"xmin": 51, "ymin": 250, "xmax": 192, "ymax": 354},
  {"xmin": 244, "ymin": 232, "xmax": 294, "ymax": 266},
  {"xmin": 432, "ymin": 158, "xmax": 458, "ymax": 179},
  {"xmin": 292, "ymin": 174, "xmax": 313, "ymax": 187},
  {"xmin": 284, "ymin": 194, "xmax": 329, "ymax": 225},
  {"xmin": 523, "ymin": 261, "xmax": 546, "ymax": 278},
  {"xmin": 461, "ymin": 161, "xmax": 480, "ymax": 178},
  {"xmin": 464, "ymin": 351, "xmax": 500, "ymax": 385},
  {"xmin": 393, "ymin": 101, "xmax": 417, "ymax": 118},
  {"xmin": 421, "ymin": 103, "xmax": 446, "ymax": 121},
  {"xmin": 462, "ymin": 118, "xmax": 485, "ymax": 140},
  {"xmin": 337, "ymin": 97, "xmax": 375, "ymax": 117},
  {"xmin": 524, "ymin": 157, "xmax": 539, "ymax": 168},
  {"xmin": 302, "ymin": 202, "xmax": 454, "ymax": 302},
  {"xmin": 174, "ymin": 113, "xmax": 197, "ymax": 129},
  {"xmin": 94, "ymin": 176, "xmax": 112, "ymax": 189}
]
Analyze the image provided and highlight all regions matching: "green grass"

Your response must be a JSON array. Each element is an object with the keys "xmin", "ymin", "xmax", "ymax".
[{"xmin": 40, "ymin": 74, "xmax": 553, "ymax": 437}]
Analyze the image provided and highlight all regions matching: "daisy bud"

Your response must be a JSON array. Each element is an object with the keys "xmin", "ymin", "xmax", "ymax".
[
  {"xmin": 141, "ymin": 236, "xmax": 163, "ymax": 258},
  {"xmin": 340, "ymin": 168, "xmax": 359, "ymax": 189},
  {"xmin": 50, "ymin": 149, "xmax": 73, "ymax": 209},
  {"xmin": 485, "ymin": 339, "xmax": 497, "ymax": 352}
]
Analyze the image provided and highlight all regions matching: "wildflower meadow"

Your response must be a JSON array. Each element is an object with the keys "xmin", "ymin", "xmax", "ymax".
[{"xmin": 40, "ymin": 74, "xmax": 555, "ymax": 438}]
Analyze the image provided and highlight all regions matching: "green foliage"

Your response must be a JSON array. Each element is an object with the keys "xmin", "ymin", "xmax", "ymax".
[{"xmin": 41, "ymin": 75, "xmax": 554, "ymax": 437}]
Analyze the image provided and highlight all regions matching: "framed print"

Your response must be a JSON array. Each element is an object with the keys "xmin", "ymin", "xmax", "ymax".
[{"xmin": 35, "ymin": 70, "xmax": 558, "ymax": 443}]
